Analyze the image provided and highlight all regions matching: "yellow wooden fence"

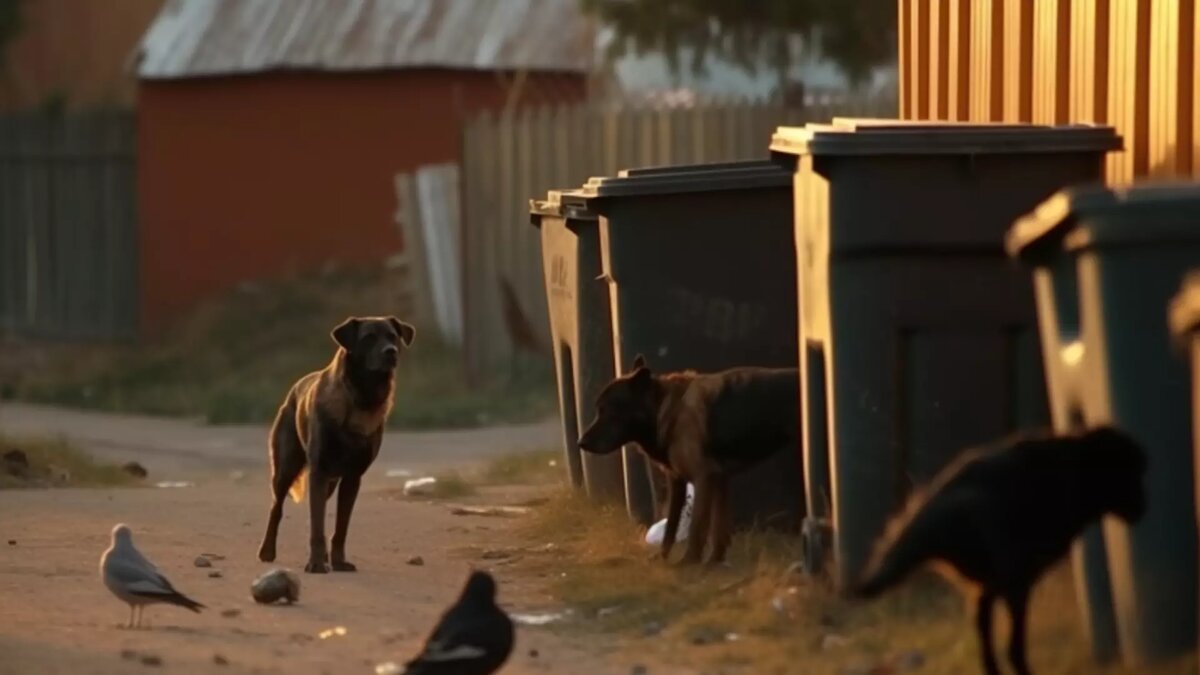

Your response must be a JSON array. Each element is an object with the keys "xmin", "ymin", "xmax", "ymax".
[{"xmin": 898, "ymin": 0, "xmax": 1198, "ymax": 185}]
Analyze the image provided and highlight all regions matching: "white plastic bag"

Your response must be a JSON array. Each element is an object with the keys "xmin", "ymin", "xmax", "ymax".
[
  {"xmin": 644, "ymin": 482, "xmax": 694, "ymax": 545},
  {"xmin": 403, "ymin": 476, "xmax": 437, "ymax": 496}
]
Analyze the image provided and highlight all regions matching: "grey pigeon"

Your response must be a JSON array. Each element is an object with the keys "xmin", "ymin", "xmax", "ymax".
[
  {"xmin": 403, "ymin": 571, "xmax": 514, "ymax": 675},
  {"xmin": 100, "ymin": 523, "xmax": 205, "ymax": 628}
]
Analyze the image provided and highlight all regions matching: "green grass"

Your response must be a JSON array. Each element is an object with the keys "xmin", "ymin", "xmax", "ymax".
[
  {"xmin": 2, "ymin": 267, "xmax": 557, "ymax": 430},
  {"xmin": 0, "ymin": 434, "xmax": 140, "ymax": 489},
  {"xmin": 507, "ymin": 488, "xmax": 1199, "ymax": 675}
]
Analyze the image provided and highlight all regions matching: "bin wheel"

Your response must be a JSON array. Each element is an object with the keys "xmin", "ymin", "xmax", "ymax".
[{"xmin": 800, "ymin": 518, "xmax": 825, "ymax": 577}]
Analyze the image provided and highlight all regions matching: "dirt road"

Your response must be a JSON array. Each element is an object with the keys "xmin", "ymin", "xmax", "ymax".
[{"xmin": 0, "ymin": 403, "xmax": 667, "ymax": 675}]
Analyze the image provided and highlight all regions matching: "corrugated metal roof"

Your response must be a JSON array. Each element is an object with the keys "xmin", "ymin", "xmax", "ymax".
[{"xmin": 135, "ymin": 0, "xmax": 595, "ymax": 79}]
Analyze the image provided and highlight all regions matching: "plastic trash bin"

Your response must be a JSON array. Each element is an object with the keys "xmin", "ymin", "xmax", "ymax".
[
  {"xmin": 769, "ymin": 119, "xmax": 1122, "ymax": 592},
  {"xmin": 1169, "ymin": 267, "xmax": 1200, "ymax": 666},
  {"xmin": 530, "ymin": 190, "xmax": 625, "ymax": 503},
  {"xmin": 1011, "ymin": 183, "xmax": 1200, "ymax": 666},
  {"xmin": 570, "ymin": 159, "xmax": 804, "ymax": 528}
]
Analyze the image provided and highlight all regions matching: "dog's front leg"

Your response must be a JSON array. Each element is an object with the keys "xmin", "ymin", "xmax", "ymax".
[
  {"xmin": 679, "ymin": 474, "xmax": 713, "ymax": 565},
  {"xmin": 660, "ymin": 476, "xmax": 688, "ymax": 561},
  {"xmin": 706, "ymin": 476, "xmax": 732, "ymax": 565},
  {"xmin": 330, "ymin": 475, "xmax": 361, "ymax": 572},
  {"xmin": 305, "ymin": 461, "xmax": 331, "ymax": 574}
]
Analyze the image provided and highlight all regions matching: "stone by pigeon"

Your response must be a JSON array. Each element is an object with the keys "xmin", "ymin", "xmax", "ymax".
[
  {"xmin": 403, "ymin": 570, "xmax": 514, "ymax": 675},
  {"xmin": 100, "ymin": 523, "xmax": 205, "ymax": 628}
]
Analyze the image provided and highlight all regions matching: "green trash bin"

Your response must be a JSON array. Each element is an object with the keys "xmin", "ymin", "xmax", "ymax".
[
  {"xmin": 769, "ymin": 119, "xmax": 1122, "ymax": 591},
  {"xmin": 530, "ymin": 190, "xmax": 625, "ymax": 503},
  {"xmin": 1010, "ymin": 183, "xmax": 1200, "ymax": 666},
  {"xmin": 570, "ymin": 160, "xmax": 804, "ymax": 528},
  {"xmin": 1169, "ymin": 266, "xmax": 1200, "ymax": 665}
]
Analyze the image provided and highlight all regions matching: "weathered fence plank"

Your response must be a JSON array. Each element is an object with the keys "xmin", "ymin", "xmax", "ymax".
[
  {"xmin": 0, "ymin": 112, "xmax": 137, "ymax": 341},
  {"xmin": 460, "ymin": 95, "xmax": 897, "ymax": 383}
]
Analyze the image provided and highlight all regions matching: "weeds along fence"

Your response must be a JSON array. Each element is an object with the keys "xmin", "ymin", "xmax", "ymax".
[
  {"xmin": 460, "ymin": 93, "xmax": 897, "ymax": 383},
  {"xmin": 0, "ymin": 112, "xmax": 138, "ymax": 341}
]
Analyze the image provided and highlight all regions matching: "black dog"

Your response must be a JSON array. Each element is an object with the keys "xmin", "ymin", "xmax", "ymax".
[
  {"xmin": 578, "ymin": 355, "xmax": 800, "ymax": 565},
  {"xmin": 257, "ymin": 316, "xmax": 415, "ymax": 573},
  {"xmin": 852, "ymin": 426, "xmax": 1147, "ymax": 675}
]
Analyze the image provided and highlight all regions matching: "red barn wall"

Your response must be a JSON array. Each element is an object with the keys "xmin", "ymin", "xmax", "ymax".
[{"xmin": 137, "ymin": 69, "xmax": 584, "ymax": 331}]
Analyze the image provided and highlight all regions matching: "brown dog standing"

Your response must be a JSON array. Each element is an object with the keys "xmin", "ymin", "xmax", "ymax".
[
  {"xmin": 577, "ymin": 355, "xmax": 800, "ymax": 565},
  {"xmin": 257, "ymin": 316, "xmax": 415, "ymax": 573}
]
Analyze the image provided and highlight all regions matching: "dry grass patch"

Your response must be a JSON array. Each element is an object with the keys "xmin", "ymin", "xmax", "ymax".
[
  {"xmin": 426, "ymin": 471, "xmax": 478, "ymax": 499},
  {"xmin": 480, "ymin": 448, "xmax": 562, "ymax": 486},
  {"xmin": 0, "ymin": 434, "xmax": 140, "ymax": 489},
  {"xmin": 510, "ymin": 488, "xmax": 1198, "ymax": 675},
  {"xmin": 2, "ymin": 266, "xmax": 556, "ymax": 429}
]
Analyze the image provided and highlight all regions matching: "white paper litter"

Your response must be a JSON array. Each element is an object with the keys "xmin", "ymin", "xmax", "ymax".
[
  {"xmin": 403, "ymin": 477, "xmax": 438, "ymax": 496},
  {"xmin": 644, "ymin": 483, "xmax": 694, "ymax": 545},
  {"xmin": 511, "ymin": 610, "xmax": 571, "ymax": 626}
]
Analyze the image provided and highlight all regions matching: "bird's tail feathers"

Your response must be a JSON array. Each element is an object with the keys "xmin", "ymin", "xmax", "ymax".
[{"xmin": 168, "ymin": 591, "xmax": 205, "ymax": 613}]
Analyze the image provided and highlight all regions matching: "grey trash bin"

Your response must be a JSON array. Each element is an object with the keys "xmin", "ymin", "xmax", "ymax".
[
  {"xmin": 769, "ymin": 118, "xmax": 1121, "ymax": 592},
  {"xmin": 570, "ymin": 160, "xmax": 804, "ymax": 528},
  {"xmin": 530, "ymin": 190, "xmax": 625, "ymax": 502},
  {"xmin": 1010, "ymin": 182, "xmax": 1200, "ymax": 666}
]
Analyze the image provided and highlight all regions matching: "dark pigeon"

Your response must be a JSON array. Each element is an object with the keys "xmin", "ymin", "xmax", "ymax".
[{"xmin": 403, "ymin": 571, "xmax": 514, "ymax": 675}]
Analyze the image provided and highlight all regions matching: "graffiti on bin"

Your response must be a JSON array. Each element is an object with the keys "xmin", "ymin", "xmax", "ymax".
[
  {"xmin": 665, "ymin": 287, "xmax": 767, "ymax": 344},
  {"xmin": 548, "ymin": 254, "xmax": 572, "ymax": 300}
]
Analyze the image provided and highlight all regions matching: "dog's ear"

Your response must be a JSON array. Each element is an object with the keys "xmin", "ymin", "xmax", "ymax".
[
  {"xmin": 630, "ymin": 355, "xmax": 652, "ymax": 387},
  {"xmin": 388, "ymin": 317, "xmax": 416, "ymax": 348},
  {"xmin": 331, "ymin": 317, "xmax": 360, "ymax": 350}
]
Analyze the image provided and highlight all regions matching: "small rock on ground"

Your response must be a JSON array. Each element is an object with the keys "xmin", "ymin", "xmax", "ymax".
[
  {"xmin": 406, "ymin": 556, "xmax": 424, "ymax": 566},
  {"xmin": 121, "ymin": 461, "xmax": 148, "ymax": 479},
  {"xmin": 213, "ymin": 654, "xmax": 229, "ymax": 666},
  {"xmin": 220, "ymin": 609, "xmax": 241, "ymax": 618},
  {"xmin": 208, "ymin": 570, "xmax": 223, "ymax": 578},
  {"xmin": 193, "ymin": 556, "xmax": 212, "ymax": 568},
  {"xmin": 894, "ymin": 651, "xmax": 925, "ymax": 671},
  {"xmin": 687, "ymin": 626, "xmax": 724, "ymax": 646},
  {"xmin": 2, "ymin": 449, "xmax": 28, "ymax": 469},
  {"xmin": 139, "ymin": 654, "xmax": 162, "ymax": 667}
]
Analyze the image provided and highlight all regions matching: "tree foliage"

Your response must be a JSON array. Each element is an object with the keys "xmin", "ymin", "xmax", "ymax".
[{"xmin": 581, "ymin": 0, "xmax": 895, "ymax": 87}]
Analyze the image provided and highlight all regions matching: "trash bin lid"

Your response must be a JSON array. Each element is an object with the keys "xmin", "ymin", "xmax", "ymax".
[
  {"xmin": 577, "ymin": 159, "xmax": 791, "ymax": 199},
  {"xmin": 1168, "ymin": 271, "xmax": 1200, "ymax": 341},
  {"xmin": 1062, "ymin": 183, "xmax": 1200, "ymax": 252},
  {"xmin": 529, "ymin": 189, "xmax": 597, "ymax": 227},
  {"xmin": 769, "ymin": 118, "xmax": 1122, "ymax": 157},
  {"xmin": 1007, "ymin": 183, "xmax": 1200, "ymax": 263}
]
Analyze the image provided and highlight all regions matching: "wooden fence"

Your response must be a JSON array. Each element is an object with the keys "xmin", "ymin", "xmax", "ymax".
[
  {"xmin": 898, "ymin": 0, "xmax": 1199, "ymax": 185},
  {"xmin": 0, "ymin": 112, "xmax": 138, "ymax": 341},
  {"xmin": 460, "ymin": 94, "xmax": 897, "ymax": 382}
]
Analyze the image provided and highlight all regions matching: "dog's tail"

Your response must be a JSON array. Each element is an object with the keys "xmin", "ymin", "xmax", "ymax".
[
  {"xmin": 288, "ymin": 468, "xmax": 308, "ymax": 504},
  {"xmin": 851, "ymin": 498, "xmax": 938, "ymax": 600}
]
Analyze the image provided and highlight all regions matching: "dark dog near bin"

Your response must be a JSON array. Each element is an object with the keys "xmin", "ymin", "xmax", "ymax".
[
  {"xmin": 577, "ymin": 355, "xmax": 800, "ymax": 565},
  {"xmin": 257, "ymin": 316, "xmax": 415, "ymax": 573},
  {"xmin": 851, "ymin": 426, "xmax": 1147, "ymax": 675}
]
